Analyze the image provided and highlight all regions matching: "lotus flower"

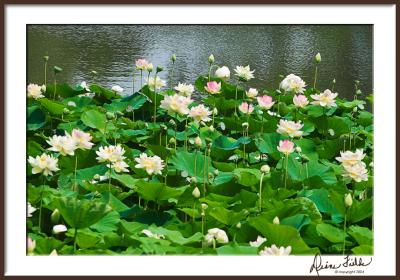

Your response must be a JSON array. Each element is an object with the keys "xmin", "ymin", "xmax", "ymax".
[
  {"xmin": 280, "ymin": 74, "xmax": 306, "ymax": 93},
  {"xmin": 204, "ymin": 81, "xmax": 221, "ymax": 94}
]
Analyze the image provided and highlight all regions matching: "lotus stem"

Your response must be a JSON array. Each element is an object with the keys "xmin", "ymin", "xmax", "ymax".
[
  {"xmin": 212, "ymin": 238, "xmax": 216, "ymax": 250},
  {"xmin": 132, "ymin": 111, "xmax": 135, "ymax": 122},
  {"xmin": 261, "ymin": 112, "xmax": 264, "ymax": 134},
  {"xmin": 44, "ymin": 60, "xmax": 47, "ymax": 86},
  {"xmin": 170, "ymin": 61, "xmax": 175, "ymax": 90},
  {"xmin": 140, "ymin": 70, "xmax": 143, "ymax": 90},
  {"xmin": 153, "ymin": 74, "xmax": 157, "ymax": 124},
  {"xmin": 73, "ymin": 228, "xmax": 78, "ymax": 253},
  {"xmin": 184, "ymin": 118, "xmax": 188, "ymax": 151},
  {"xmin": 174, "ymin": 113, "xmax": 178, "ymax": 151},
  {"xmin": 259, "ymin": 172, "xmax": 265, "ymax": 212},
  {"xmin": 212, "ymin": 100, "xmax": 216, "ymax": 127},
  {"xmin": 203, "ymin": 148, "xmax": 207, "ymax": 197},
  {"xmin": 284, "ymin": 154, "xmax": 289, "ymax": 189},
  {"xmin": 73, "ymin": 154, "xmax": 78, "ymax": 191},
  {"xmin": 53, "ymin": 78, "xmax": 57, "ymax": 100},
  {"xmin": 108, "ymin": 164, "xmax": 112, "ymax": 195},
  {"xmin": 132, "ymin": 71, "xmax": 135, "ymax": 94},
  {"xmin": 313, "ymin": 65, "xmax": 318, "ymax": 89},
  {"xmin": 342, "ymin": 208, "xmax": 347, "ymax": 255},
  {"xmin": 234, "ymin": 81, "xmax": 239, "ymax": 116},
  {"xmin": 208, "ymin": 62, "xmax": 212, "ymax": 81},
  {"xmin": 38, "ymin": 176, "xmax": 45, "ymax": 232}
]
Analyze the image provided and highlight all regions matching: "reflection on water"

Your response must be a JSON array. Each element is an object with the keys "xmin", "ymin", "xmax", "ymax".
[{"xmin": 27, "ymin": 25, "xmax": 372, "ymax": 99}]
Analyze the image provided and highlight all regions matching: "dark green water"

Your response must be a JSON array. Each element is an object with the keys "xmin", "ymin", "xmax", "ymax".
[{"xmin": 27, "ymin": 25, "xmax": 372, "ymax": 99}]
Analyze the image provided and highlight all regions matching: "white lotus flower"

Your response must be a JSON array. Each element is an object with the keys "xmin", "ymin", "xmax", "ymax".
[
  {"xmin": 27, "ymin": 83, "xmax": 44, "ymax": 99},
  {"xmin": 134, "ymin": 153, "xmax": 165, "ymax": 175},
  {"xmin": 96, "ymin": 145, "xmax": 126, "ymax": 163},
  {"xmin": 109, "ymin": 160, "xmax": 129, "ymax": 173},
  {"xmin": 259, "ymin": 244, "xmax": 292, "ymax": 256},
  {"xmin": 80, "ymin": 81, "xmax": 90, "ymax": 91},
  {"xmin": 28, "ymin": 153, "xmax": 60, "ymax": 176},
  {"xmin": 215, "ymin": 66, "xmax": 230, "ymax": 80},
  {"xmin": 53, "ymin": 224, "xmax": 68, "ymax": 234},
  {"xmin": 47, "ymin": 134, "xmax": 77, "ymax": 156},
  {"xmin": 205, "ymin": 228, "xmax": 229, "ymax": 245},
  {"xmin": 188, "ymin": 104, "xmax": 212, "ymax": 123},
  {"xmin": 160, "ymin": 94, "xmax": 193, "ymax": 115},
  {"xmin": 335, "ymin": 149, "xmax": 366, "ymax": 168},
  {"xmin": 27, "ymin": 202, "xmax": 36, "ymax": 218},
  {"xmin": 342, "ymin": 162, "xmax": 368, "ymax": 182},
  {"xmin": 311, "ymin": 89, "xmax": 338, "ymax": 108},
  {"xmin": 246, "ymin": 88, "xmax": 258, "ymax": 99},
  {"xmin": 249, "ymin": 236, "xmax": 267, "ymax": 247},
  {"xmin": 147, "ymin": 76, "xmax": 166, "ymax": 90},
  {"xmin": 174, "ymin": 83, "xmax": 194, "ymax": 97},
  {"xmin": 234, "ymin": 65, "xmax": 255, "ymax": 81},
  {"xmin": 280, "ymin": 74, "xmax": 306, "ymax": 94},
  {"xmin": 71, "ymin": 129, "xmax": 94, "ymax": 150},
  {"xmin": 276, "ymin": 119, "xmax": 304, "ymax": 138},
  {"xmin": 111, "ymin": 85, "xmax": 124, "ymax": 94},
  {"xmin": 277, "ymin": 140, "xmax": 295, "ymax": 155},
  {"xmin": 293, "ymin": 95, "xmax": 309, "ymax": 108},
  {"xmin": 141, "ymin": 229, "xmax": 165, "ymax": 239}
]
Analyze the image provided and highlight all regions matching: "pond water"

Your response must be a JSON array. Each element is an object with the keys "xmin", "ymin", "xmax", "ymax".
[{"xmin": 27, "ymin": 25, "xmax": 373, "ymax": 99}]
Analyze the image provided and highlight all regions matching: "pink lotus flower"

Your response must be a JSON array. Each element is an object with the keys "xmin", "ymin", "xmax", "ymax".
[
  {"xmin": 238, "ymin": 102, "xmax": 254, "ymax": 114},
  {"xmin": 135, "ymin": 59, "xmax": 150, "ymax": 70},
  {"xmin": 277, "ymin": 140, "xmax": 295, "ymax": 155},
  {"xmin": 293, "ymin": 95, "xmax": 309, "ymax": 108},
  {"xmin": 257, "ymin": 95, "xmax": 275, "ymax": 110},
  {"xmin": 204, "ymin": 81, "xmax": 221, "ymax": 94}
]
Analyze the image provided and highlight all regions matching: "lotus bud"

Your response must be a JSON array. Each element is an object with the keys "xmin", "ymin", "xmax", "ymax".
[
  {"xmin": 27, "ymin": 237, "xmax": 36, "ymax": 254},
  {"xmin": 315, "ymin": 52, "xmax": 321, "ymax": 63},
  {"xmin": 41, "ymin": 84, "xmax": 46, "ymax": 92},
  {"xmin": 43, "ymin": 55, "xmax": 49, "ymax": 61},
  {"xmin": 146, "ymin": 63, "xmax": 154, "ymax": 72},
  {"xmin": 169, "ymin": 137, "xmax": 176, "ymax": 144},
  {"xmin": 171, "ymin": 54, "xmax": 177, "ymax": 62},
  {"xmin": 194, "ymin": 136, "xmax": 202, "ymax": 147},
  {"xmin": 328, "ymin": 129, "xmax": 335, "ymax": 136},
  {"xmin": 156, "ymin": 66, "xmax": 163, "ymax": 73},
  {"xmin": 236, "ymin": 222, "xmax": 242, "ymax": 229},
  {"xmin": 355, "ymin": 80, "xmax": 360, "ymax": 85},
  {"xmin": 93, "ymin": 174, "xmax": 101, "ymax": 180},
  {"xmin": 53, "ymin": 224, "xmax": 68, "ymax": 234},
  {"xmin": 260, "ymin": 164, "xmax": 270, "ymax": 174},
  {"xmin": 214, "ymin": 169, "xmax": 219, "ymax": 176},
  {"xmin": 219, "ymin": 122, "xmax": 226, "ymax": 131},
  {"xmin": 273, "ymin": 216, "xmax": 280, "ymax": 225},
  {"xmin": 353, "ymin": 107, "xmax": 358, "ymax": 112},
  {"xmin": 54, "ymin": 66, "xmax": 63, "ymax": 74},
  {"xmin": 356, "ymin": 89, "xmax": 362, "ymax": 95},
  {"xmin": 106, "ymin": 112, "xmax": 115, "ymax": 120},
  {"xmin": 160, "ymin": 124, "xmax": 167, "ymax": 131},
  {"xmin": 50, "ymin": 249, "xmax": 58, "ymax": 256},
  {"xmin": 201, "ymin": 203, "xmax": 208, "ymax": 210},
  {"xmin": 213, "ymin": 108, "xmax": 218, "ymax": 115},
  {"xmin": 51, "ymin": 208, "xmax": 60, "ymax": 224},
  {"xmin": 192, "ymin": 187, "xmax": 201, "ymax": 198},
  {"xmin": 209, "ymin": 125, "xmax": 215, "ymax": 132},
  {"xmin": 63, "ymin": 108, "xmax": 70, "ymax": 114},
  {"xmin": 208, "ymin": 54, "xmax": 215, "ymax": 64},
  {"xmin": 332, "ymin": 78, "xmax": 336, "ymax": 84},
  {"xmin": 295, "ymin": 147, "xmax": 302, "ymax": 153},
  {"xmin": 344, "ymin": 193, "xmax": 353, "ymax": 207}
]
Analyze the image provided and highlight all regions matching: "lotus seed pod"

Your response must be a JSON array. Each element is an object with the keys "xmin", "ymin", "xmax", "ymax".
[
  {"xmin": 169, "ymin": 137, "xmax": 176, "ymax": 144},
  {"xmin": 242, "ymin": 122, "xmax": 249, "ymax": 128},
  {"xmin": 192, "ymin": 187, "xmax": 201, "ymax": 198},
  {"xmin": 156, "ymin": 66, "xmax": 163, "ymax": 73},
  {"xmin": 194, "ymin": 136, "xmax": 202, "ymax": 147},
  {"xmin": 273, "ymin": 216, "xmax": 280, "ymax": 225},
  {"xmin": 315, "ymin": 52, "xmax": 321, "ymax": 63},
  {"xmin": 93, "ymin": 174, "xmax": 101, "ymax": 180},
  {"xmin": 43, "ymin": 55, "xmax": 49, "ymax": 61},
  {"xmin": 260, "ymin": 164, "xmax": 270, "ymax": 174},
  {"xmin": 91, "ymin": 70, "xmax": 97, "ymax": 75},
  {"xmin": 51, "ymin": 208, "xmax": 60, "ymax": 224},
  {"xmin": 54, "ymin": 66, "xmax": 63, "ymax": 74},
  {"xmin": 63, "ymin": 108, "xmax": 70, "ymax": 114},
  {"xmin": 201, "ymin": 203, "xmax": 208, "ymax": 210},
  {"xmin": 345, "ymin": 193, "xmax": 353, "ymax": 207},
  {"xmin": 126, "ymin": 105, "xmax": 133, "ymax": 112},
  {"xmin": 208, "ymin": 54, "xmax": 215, "ymax": 64}
]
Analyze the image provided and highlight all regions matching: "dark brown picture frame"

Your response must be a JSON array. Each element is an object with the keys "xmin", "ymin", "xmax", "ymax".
[{"xmin": 1, "ymin": 1, "xmax": 398, "ymax": 279}]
